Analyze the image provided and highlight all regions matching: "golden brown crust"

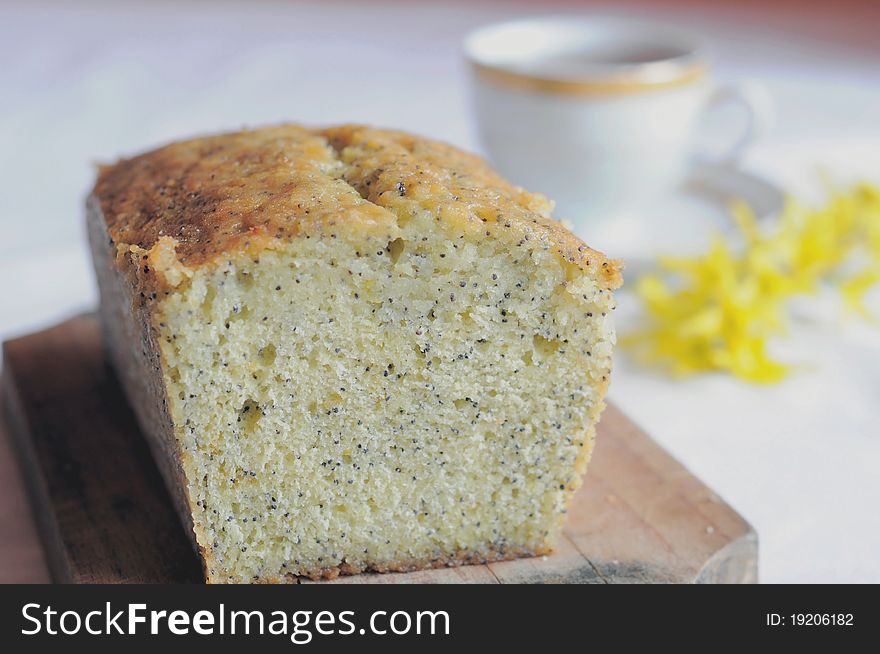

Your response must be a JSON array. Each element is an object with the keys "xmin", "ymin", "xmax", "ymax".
[
  {"xmin": 93, "ymin": 125, "xmax": 395, "ymax": 270},
  {"xmin": 93, "ymin": 124, "xmax": 621, "ymax": 289}
]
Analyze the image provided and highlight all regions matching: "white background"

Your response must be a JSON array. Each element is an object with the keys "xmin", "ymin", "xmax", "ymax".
[{"xmin": 2, "ymin": 0, "xmax": 879, "ymax": 582}]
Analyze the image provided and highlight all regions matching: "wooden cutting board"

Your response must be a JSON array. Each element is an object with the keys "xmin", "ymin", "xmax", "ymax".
[{"xmin": 0, "ymin": 316, "xmax": 756, "ymax": 584}]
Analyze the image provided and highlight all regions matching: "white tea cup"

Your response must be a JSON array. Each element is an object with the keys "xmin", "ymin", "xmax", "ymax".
[{"xmin": 464, "ymin": 17, "xmax": 772, "ymax": 226}]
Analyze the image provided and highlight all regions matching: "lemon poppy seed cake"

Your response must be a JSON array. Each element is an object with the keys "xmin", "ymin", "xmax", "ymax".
[{"xmin": 87, "ymin": 124, "xmax": 621, "ymax": 583}]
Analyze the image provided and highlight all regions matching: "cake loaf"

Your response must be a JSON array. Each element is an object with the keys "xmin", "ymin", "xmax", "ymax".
[{"xmin": 87, "ymin": 124, "xmax": 621, "ymax": 583}]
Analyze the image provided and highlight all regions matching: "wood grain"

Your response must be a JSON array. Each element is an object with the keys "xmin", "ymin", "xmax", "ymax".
[
  {"xmin": 2, "ymin": 316, "xmax": 202, "ymax": 583},
  {"xmin": 0, "ymin": 400, "xmax": 50, "ymax": 583},
  {"xmin": 0, "ymin": 316, "xmax": 757, "ymax": 584}
]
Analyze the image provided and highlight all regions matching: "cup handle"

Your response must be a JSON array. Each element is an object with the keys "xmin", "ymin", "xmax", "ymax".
[{"xmin": 696, "ymin": 81, "xmax": 774, "ymax": 165}]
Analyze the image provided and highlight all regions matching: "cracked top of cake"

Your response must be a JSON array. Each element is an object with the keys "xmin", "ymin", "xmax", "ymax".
[{"xmin": 92, "ymin": 124, "xmax": 621, "ymax": 289}]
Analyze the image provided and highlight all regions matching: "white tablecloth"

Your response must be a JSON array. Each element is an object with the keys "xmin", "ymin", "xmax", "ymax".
[{"xmin": 2, "ymin": 0, "xmax": 878, "ymax": 582}]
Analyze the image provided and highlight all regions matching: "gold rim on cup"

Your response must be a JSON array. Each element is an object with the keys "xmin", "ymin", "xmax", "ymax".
[{"xmin": 469, "ymin": 60, "xmax": 708, "ymax": 96}]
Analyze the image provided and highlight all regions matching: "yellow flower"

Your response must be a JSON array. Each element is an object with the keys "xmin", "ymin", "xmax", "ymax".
[{"xmin": 625, "ymin": 183, "xmax": 880, "ymax": 382}]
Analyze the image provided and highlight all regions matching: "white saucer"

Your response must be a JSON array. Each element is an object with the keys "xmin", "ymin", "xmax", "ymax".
[{"xmin": 571, "ymin": 164, "xmax": 785, "ymax": 276}]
